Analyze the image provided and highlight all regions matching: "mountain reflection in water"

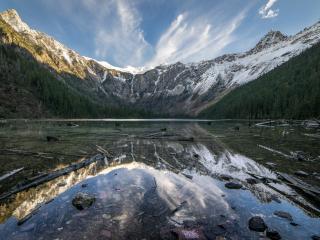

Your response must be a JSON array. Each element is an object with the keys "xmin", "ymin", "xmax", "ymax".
[{"xmin": 0, "ymin": 122, "xmax": 319, "ymax": 239}]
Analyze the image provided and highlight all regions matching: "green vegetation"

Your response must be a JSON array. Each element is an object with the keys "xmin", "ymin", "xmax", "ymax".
[
  {"xmin": 0, "ymin": 44, "xmax": 151, "ymax": 118},
  {"xmin": 200, "ymin": 43, "xmax": 320, "ymax": 119}
]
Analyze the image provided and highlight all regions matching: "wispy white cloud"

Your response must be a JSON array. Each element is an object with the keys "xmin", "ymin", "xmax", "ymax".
[
  {"xmin": 43, "ymin": 0, "xmax": 151, "ymax": 67},
  {"xmin": 93, "ymin": 0, "xmax": 151, "ymax": 67},
  {"xmin": 146, "ymin": 9, "xmax": 247, "ymax": 67},
  {"xmin": 259, "ymin": 0, "xmax": 279, "ymax": 19},
  {"xmin": 42, "ymin": 0, "xmax": 248, "ymax": 68}
]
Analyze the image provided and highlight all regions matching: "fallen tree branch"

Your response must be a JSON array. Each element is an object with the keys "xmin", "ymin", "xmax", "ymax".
[
  {"xmin": 0, "ymin": 154, "xmax": 104, "ymax": 201},
  {"xmin": 0, "ymin": 149, "xmax": 84, "ymax": 158},
  {"xmin": 0, "ymin": 167, "xmax": 24, "ymax": 182},
  {"xmin": 96, "ymin": 145, "xmax": 112, "ymax": 158}
]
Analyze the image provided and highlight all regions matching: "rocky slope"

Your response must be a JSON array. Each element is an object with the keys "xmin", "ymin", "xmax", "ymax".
[{"xmin": 1, "ymin": 9, "xmax": 320, "ymax": 116}]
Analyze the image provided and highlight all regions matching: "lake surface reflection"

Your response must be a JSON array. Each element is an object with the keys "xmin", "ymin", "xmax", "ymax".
[{"xmin": 0, "ymin": 120, "xmax": 319, "ymax": 239}]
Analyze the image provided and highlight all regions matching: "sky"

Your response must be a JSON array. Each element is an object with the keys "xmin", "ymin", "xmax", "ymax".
[{"xmin": 0, "ymin": 0, "xmax": 319, "ymax": 68}]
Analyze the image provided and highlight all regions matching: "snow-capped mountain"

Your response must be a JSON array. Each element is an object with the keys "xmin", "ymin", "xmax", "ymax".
[{"xmin": 1, "ymin": 9, "xmax": 320, "ymax": 116}]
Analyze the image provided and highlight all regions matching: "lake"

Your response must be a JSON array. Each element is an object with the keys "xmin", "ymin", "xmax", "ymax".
[{"xmin": 0, "ymin": 120, "xmax": 319, "ymax": 239}]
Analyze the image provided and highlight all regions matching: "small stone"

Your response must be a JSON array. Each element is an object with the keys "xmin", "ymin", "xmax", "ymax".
[
  {"xmin": 72, "ymin": 192, "xmax": 95, "ymax": 210},
  {"xmin": 274, "ymin": 211, "xmax": 293, "ymax": 221},
  {"xmin": 57, "ymin": 181, "xmax": 67, "ymax": 187},
  {"xmin": 102, "ymin": 214, "xmax": 111, "ymax": 220},
  {"xmin": 215, "ymin": 237, "xmax": 226, "ymax": 240},
  {"xmin": 225, "ymin": 182, "xmax": 242, "ymax": 189},
  {"xmin": 81, "ymin": 183, "xmax": 88, "ymax": 188},
  {"xmin": 246, "ymin": 178, "xmax": 260, "ymax": 184},
  {"xmin": 182, "ymin": 173, "xmax": 193, "ymax": 180},
  {"xmin": 100, "ymin": 229, "xmax": 112, "ymax": 238},
  {"xmin": 291, "ymin": 151, "xmax": 308, "ymax": 161},
  {"xmin": 290, "ymin": 222, "xmax": 299, "ymax": 226},
  {"xmin": 171, "ymin": 228, "xmax": 206, "ymax": 240},
  {"xmin": 47, "ymin": 136, "xmax": 59, "ymax": 142},
  {"xmin": 294, "ymin": 171, "xmax": 309, "ymax": 177},
  {"xmin": 271, "ymin": 195, "xmax": 281, "ymax": 203},
  {"xmin": 248, "ymin": 216, "xmax": 267, "ymax": 232},
  {"xmin": 220, "ymin": 174, "xmax": 232, "ymax": 181},
  {"xmin": 266, "ymin": 229, "xmax": 281, "ymax": 240}
]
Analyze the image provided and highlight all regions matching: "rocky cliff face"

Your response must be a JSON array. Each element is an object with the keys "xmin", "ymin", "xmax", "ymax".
[{"xmin": 1, "ymin": 9, "xmax": 320, "ymax": 116}]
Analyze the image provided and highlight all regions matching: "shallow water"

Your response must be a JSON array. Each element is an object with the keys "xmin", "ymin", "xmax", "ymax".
[{"xmin": 0, "ymin": 120, "xmax": 319, "ymax": 239}]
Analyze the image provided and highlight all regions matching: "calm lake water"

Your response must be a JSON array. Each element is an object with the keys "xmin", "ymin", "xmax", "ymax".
[{"xmin": 0, "ymin": 120, "xmax": 319, "ymax": 239}]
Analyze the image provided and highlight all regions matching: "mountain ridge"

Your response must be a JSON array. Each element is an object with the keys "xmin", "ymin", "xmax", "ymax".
[{"xmin": 1, "ymin": 9, "xmax": 320, "ymax": 117}]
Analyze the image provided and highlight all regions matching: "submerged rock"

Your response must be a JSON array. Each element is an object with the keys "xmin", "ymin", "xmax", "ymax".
[
  {"xmin": 248, "ymin": 216, "xmax": 267, "ymax": 232},
  {"xmin": 246, "ymin": 178, "xmax": 260, "ymax": 185},
  {"xmin": 225, "ymin": 182, "xmax": 242, "ymax": 189},
  {"xmin": 72, "ymin": 192, "xmax": 95, "ymax": 210},
  {"xmin": 302, "ymin": 120, "xmax": 320, "ymax": 129},
  {"xmin": 20, "ymin": 223, "xmax": 35, "ymax": 232},
  {"xmin": 291, "ymin": 151, "xmax": 308, "ymax": 161},
  {"xmin": 312, "ymin": 235, "xmax": 320, "ymax": 240},
  {"xmin": 220, "ymin": 174, "xmax": 232, "ymax": 181},
  {"xmin": 266, "ymin": 229, "xmax": 281, "ymax": 240},
  {"xmin": 171, "ymin": 227, "xmax": 207, "ymax": 240},
  {"xmin": 290, "ymin": 222, "xmax": 299, "ymax": 226},
  {"xmin": 57, "ymin": 181, "xmax": 67, "ymax": 187},
  {"xmin": 274, "ymin": 211, "xmax": 293, "ymax": 221},
  {"xmin": 46, "ymin": 136, "xmax": 59, "ymax": 142}
]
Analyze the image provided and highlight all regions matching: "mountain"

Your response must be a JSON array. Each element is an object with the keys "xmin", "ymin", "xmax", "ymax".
[
  {"xmin": 0, "ymin": 10, "xmax": 151, "ymax": 118},
  {"xmin": 200, "ymin": 42, "xmax": 320, "ymax": 119},
  {"xmin": 0, "ymin": 9, "xmax": 320, "ymax": 118}
]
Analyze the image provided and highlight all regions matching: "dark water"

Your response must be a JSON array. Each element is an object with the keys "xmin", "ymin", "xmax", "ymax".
[{"xmin": 0, "ymin": 120, "xmax": 319, "ymax": 239}]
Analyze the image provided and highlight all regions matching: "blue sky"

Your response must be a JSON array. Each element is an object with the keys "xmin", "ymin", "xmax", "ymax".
[{"xmin": 0, "ymin": 0, "xmax": 319, "ymax": 67}]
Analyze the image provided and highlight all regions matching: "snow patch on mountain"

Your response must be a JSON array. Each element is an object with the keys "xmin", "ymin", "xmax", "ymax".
[{"xmin": 92, "ymin": 59, "xmax": 149, "ymax": 74}]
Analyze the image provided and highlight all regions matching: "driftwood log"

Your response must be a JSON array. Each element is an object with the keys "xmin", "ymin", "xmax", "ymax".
[
  {"xmin": 277, "ymin": 172, "xmax": 320, "ymax": 197},
  {"xmin": 247, "ymin": 172, "xmax": 320, "ymax": 215},
  {"xmin": 0, "ymin": 167, "xmax": 24, "ymax": 182},
  {"xmin": 0, "ymin": 154, "xmax": 104, "ymax": 201},
  {"xmin": 0, "ymin": 148, "xmax": 85, "ymax": 158}
]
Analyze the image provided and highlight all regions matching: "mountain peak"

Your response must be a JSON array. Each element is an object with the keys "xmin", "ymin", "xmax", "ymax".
[
  {"xmin": 0, "ymin": 9, "xmax": 31, "ymax": 33},
  {"xmin": 250, "ymin": 30, "xmax": 288, "ymax": 54}
]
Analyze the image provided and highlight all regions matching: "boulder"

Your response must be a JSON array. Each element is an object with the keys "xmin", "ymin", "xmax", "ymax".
[
  {"xmin": 248, "ymin": 216, "xmax": 267, "ymax": 232},
  {"xmin": 72, "ymin": 192, "xmax": 95, "ymax": 210}
]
